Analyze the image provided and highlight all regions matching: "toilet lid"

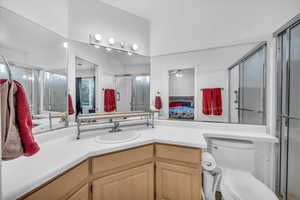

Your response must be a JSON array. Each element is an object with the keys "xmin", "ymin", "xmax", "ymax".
[{"xmin": 220, "ymin": 168, "xmax": 278, "ymax": 200}]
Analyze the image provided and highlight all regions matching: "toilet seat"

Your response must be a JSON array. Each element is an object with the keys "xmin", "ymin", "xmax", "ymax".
[{"xmin": 220, "ymin": 168, "xmax": 278, "ymax": 200}]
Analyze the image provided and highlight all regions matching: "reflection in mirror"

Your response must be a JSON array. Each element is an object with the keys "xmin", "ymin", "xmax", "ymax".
[
  {"xmin": 167, "ymin": 42, "xmax": 266, "ymax": 125},
  {"xmin": 169, "ymin": 68, "xmax": 195, "ymax": 120},
  {"xmin": 0, "ymin": 8, "xmax": 68, "ymax": 134},
  {"xmin": 70, "ymin": 40, "xmax": 150, "ymax": 122},
  {"xmin": 229, "ymin": 43, "xmax": 266, "ymax": 125}
]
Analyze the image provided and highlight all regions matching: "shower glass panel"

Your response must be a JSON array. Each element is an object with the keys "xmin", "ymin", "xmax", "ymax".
[
  {"xmin": 287, "ymin": 23, "xmax": 300, "ymax": 200},
  {"xmin": 0, "ymin": 63, "xmax": 40, "ymax": 114},
  {"xmin": 239, "ymin": 46, "xmax": 265, "ymax": 125},
  {"xmin": 115, "ymin": 76, "xmax": 132, "ymax": 112},
  {"xmin": 132, "ymin": 75, "xmax": 150, "ymax": 111},
  {"xmin": 115, "ymin": 75, "xmax": 150, "ymax": 112},
  {"xmin": 43, "ymin": 72, "xmax": 67, "ymax": 112}
]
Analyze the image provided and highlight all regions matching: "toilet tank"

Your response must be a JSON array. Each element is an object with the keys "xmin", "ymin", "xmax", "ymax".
[{"xmin": 209, "ymin": 138, "xmax": 255, "ymax": 173}]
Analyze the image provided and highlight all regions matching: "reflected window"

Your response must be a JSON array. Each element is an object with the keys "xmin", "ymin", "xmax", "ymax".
[{"xmin": 80, "ymin": 77, "xmax": 95, "ymax": 108}]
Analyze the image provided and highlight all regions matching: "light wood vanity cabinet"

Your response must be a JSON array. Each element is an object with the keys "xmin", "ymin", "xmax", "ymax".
[
  {"xmin": 92, "ymin": 163, "xmax": 154, "ymax": 200},
  {"xmin": 67, "ymin": 184, "xmax": 89, "ymax": 200},
  {"xmin": 156, "ymin": 162, "xmax": 201, "ymax": 200},
  {"xmin": 19, "ymin": 144, "xmax": 202, "ymax": 200}
]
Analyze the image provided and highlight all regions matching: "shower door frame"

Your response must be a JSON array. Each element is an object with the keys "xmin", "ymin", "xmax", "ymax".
[{"xmin": 275, "ymin": 17, "xmax": 300, "ymax": 200}]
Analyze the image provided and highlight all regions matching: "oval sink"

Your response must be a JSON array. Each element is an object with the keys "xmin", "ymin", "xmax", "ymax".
[{"xmin": 95, "ymin": 131, "xmax": 140, "ymax": 144}]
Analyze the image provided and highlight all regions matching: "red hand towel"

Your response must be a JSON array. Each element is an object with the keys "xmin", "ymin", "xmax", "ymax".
[
  {"xmin": 14, "ymin": 81, "xmax": 40, "ymax": 156},
  {"xmin": 155, "ymin": 96, "xmax": 162, "ymax": 110},
  {"xmin": 212, "ymin": 88, "xmax": 222, "ymax": 115},
  {"xmin": 104, "ymin": 89, "xmax": 116, "ymax": 112},
  {"xmin": 202, "ymin": 89, "xmax": 212, "ymax": 115},
  {"xmin": 68, "ymin": 94, "xmax": 75, "ymax": 115}
]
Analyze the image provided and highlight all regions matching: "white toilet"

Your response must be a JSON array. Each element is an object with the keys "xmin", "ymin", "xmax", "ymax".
[{"xmin": 208, "ymin": 138, "xmax": 278, "ymax": 200}]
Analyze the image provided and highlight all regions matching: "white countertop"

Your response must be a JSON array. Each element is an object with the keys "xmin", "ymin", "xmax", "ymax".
[{"xmin": 1, "ymin": 123, "xmax": 277, "ymax": 200}]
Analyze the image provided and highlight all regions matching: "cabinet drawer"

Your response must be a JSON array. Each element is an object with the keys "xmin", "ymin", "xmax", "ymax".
[
  {"xmin": 22, "ymin": 161, "xmax": 89, "ymax": 200},
  {"xmin": 156, "ymin": 144, "xmax": 201, "ymax": 165},
  {"xmin": 92, "ymin": 145, "xmax": 154, "ymax": 175}
]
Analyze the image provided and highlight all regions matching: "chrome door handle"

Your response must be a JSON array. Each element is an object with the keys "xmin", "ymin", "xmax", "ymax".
[{"xmin": 282, "ymin": 114, "xmax": 300, "ymax": 120}]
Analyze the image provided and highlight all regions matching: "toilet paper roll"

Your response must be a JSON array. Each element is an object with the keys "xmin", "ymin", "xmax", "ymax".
[{"xmin": 202, "ymin": 152, "xmax": 217, "ymax": 171}]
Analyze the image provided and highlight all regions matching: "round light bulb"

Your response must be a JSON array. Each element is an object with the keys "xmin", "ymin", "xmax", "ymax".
[
  {"xmin": 132, "ymin": 43, "xmax": 139, "ymax": 51},
  {"xmin": 127, "ymin": 52, "xmax": 133, "ymax": 56},
  {"xmin": 94, "ymin": 34, "xmax": 102, "ymax": 42},
  {"xmin": 62, "ymin": 42, "xmax": 68, "ymax": 48},
  {"xmin": 120, "ymin": 41, "xmax": 126, "ymax": 48},
  {"xmin": 108, "ymin": 37, "xmax": 115, "ymax": 45}
]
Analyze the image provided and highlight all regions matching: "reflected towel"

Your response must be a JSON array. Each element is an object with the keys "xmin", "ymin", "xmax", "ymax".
[
  {"xmin": 202, "ymin": 89, "xmax": 212, "ymax": 115},
  {"xmin": 104, "ymin": 89, "xmax": 116, "ymax": 112},
  {"xmin": 212, "ymin": 88, "xmax": 222, "ymax": 115},
  {"xmin": 155, "ymin": 96, "xmax": 162, "ymax": 110},
  {"xmin": 68, "ymin": 94, "xmax": 75, "ymax": 115}
]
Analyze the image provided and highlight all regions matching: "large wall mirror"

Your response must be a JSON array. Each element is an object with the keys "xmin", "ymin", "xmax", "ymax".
[
  {"xmin": 0, "ymin": 8, "xmax": 69, "ymax": 134},
  {"xmin": 168, "ymin": 42, "xmax": 266, "ymax": 125},
  {"xmin": 69, "ymin": 40, "xmax": 150, "ymax": 120}
]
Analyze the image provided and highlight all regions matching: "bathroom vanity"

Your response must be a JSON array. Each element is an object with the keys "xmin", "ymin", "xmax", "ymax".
[{"xmin": 18, "ymin": 143, "xmax": 202, "ymax": 200}]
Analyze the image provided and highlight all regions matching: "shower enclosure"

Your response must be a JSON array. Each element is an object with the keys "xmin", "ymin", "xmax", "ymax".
[
  {"xmin": 228, "ymin": 43, "xmax": 266, "ymax": 125},
  {"xmin": 276, "ymin": 17, "xmax": 300, "ymax": 200},
  {"xmin": 115, "ymin": 74, "xmax": 150, "ymax": 112}
]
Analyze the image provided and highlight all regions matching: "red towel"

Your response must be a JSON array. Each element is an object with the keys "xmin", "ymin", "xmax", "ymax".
[
  {"xmin": 14, "ymin": 81, "xmax": 40, "ymax": 156},
  {"xmin": 104, "ymin": 89, "xmax": 116, "ymax": 112},
  {"xmin": 68, "ymin": 94, "xmax": 75, "ymax": 115},
  {"xmin": 155, "ymin": 96, "xmax": 162, "ymax": 110},
  {"xmin": 202, "ymin": 89, "xmax": 212, "ymax": 115},
  {"xmin": 212, "ymin": 88, "xmax": 222, "ymax": 115}
]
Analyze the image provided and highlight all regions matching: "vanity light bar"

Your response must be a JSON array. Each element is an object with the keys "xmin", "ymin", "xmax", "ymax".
[{"xmin": 89, "ymin": 34, "xmax": 140, "ymax": 56}]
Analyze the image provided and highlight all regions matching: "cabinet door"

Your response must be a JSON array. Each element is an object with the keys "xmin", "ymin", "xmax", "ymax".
[
  {"xmin": 156, "ymin": 162, "xmax": 201, "ymax": 200},
  {"xmin": 67, "ymin": 184, "xmax": 89, "ymax": 200},
  {"xmin": 92, "ymin": 163, "xmax": 154, "ymax": 200}
]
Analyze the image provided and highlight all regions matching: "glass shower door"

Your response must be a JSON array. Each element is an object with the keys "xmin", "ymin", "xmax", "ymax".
[
  {"xmin": 239, "ymin": 46, "xmax": 265, "ymax": 125},
  {"xmin": 286, "ymin": 23, "xmax": 300, "ymax": 200},
  {"xmin": 132, "ymin": 75, "xmax": 150, "ymax": 111}
]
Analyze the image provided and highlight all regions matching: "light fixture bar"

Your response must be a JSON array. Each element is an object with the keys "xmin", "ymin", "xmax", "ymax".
[{"xmin": 89, "ymin": 34, "xmax": 141, "ymax": 56}]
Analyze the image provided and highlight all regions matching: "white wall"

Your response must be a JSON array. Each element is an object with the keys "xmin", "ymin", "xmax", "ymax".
[
  {"xmin": 76, "ymin": 69, "xmax": 95, "ymax": 78},
  {"xmin": 1, "ymin": 0, "xmax": 69, "ymax": 37},
  {"xmin": 195, "ymin": 69, "xmax": 228, "ymax": 122},
  {"xmin": 150, "ymin": 42, "xmax": 258, "ymax": 118},
  {"xmin": 68, "ymin": 0, "xmax": 150, "ymax": 56},
  {"xmin": 169, "ymin": 68, "xmax": 194, "ymax": 97},
  {"xmin": 124, "ymin": 64, "xmax": 150, "ymax": 75},
  {"xmin": 150, "ymin": 0, "xmax": 300, "ymax": 56}
]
